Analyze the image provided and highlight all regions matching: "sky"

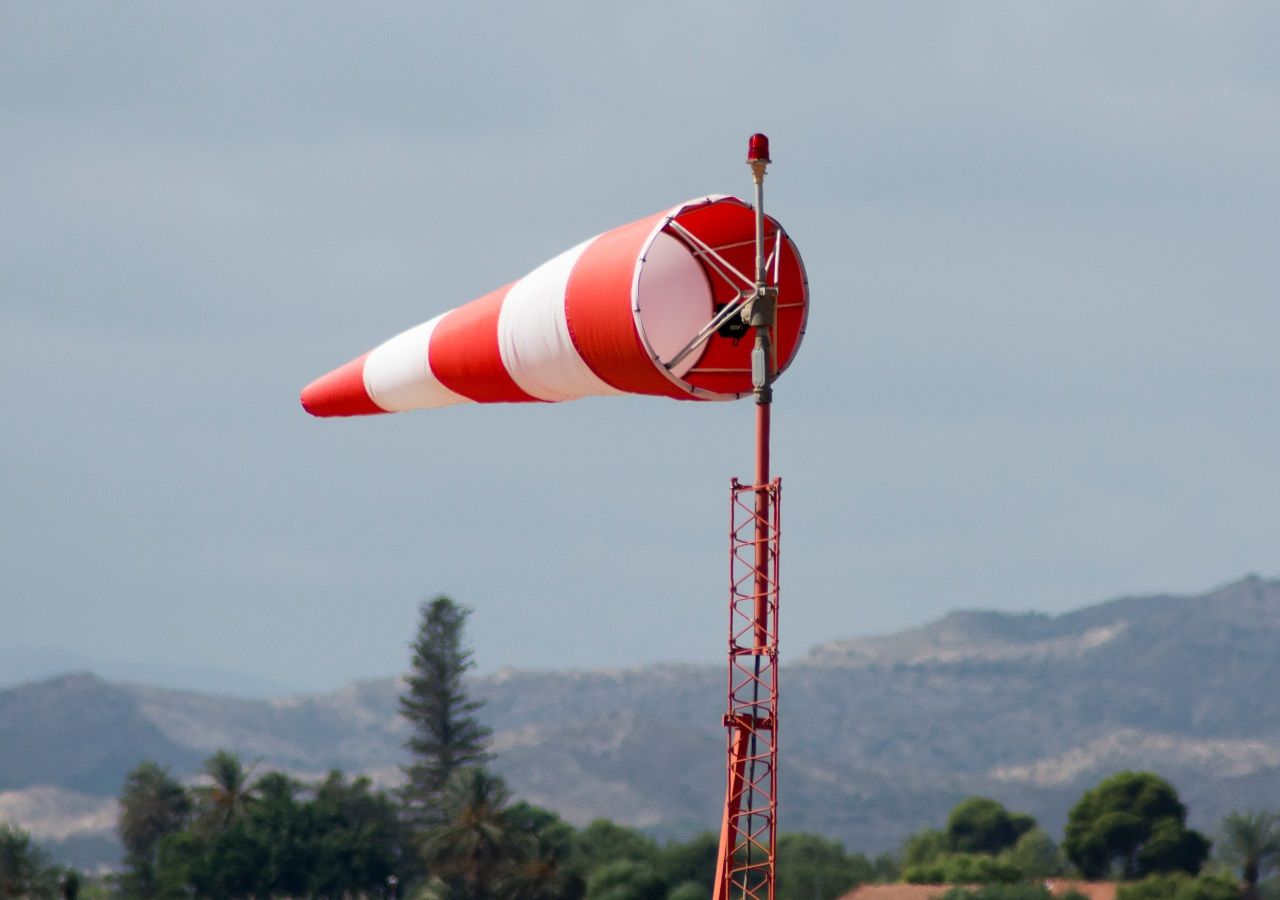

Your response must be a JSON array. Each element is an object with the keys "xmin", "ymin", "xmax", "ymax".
[{"xmin": 2, "ymin": 3, "xmax": 1277, "ymax": 696}]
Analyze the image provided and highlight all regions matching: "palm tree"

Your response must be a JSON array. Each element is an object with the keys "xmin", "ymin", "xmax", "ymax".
[
  {"xmin": 497, "ymin": 806, "xmax": 584, "ymax": 900},
  {"xmin": 1218, "ymin": 810, "xmax": 1280, "ymax": 899},
  {"xmin": 118, "ymin": 761, "xmax": 192, "ymax": 866},
  {"xmin": 422, "ymin": 767, "xmax": 522, "ymax": 900},
  {"xmin": 194, "ymin": 750, "xmax": 257, "ymax": 833}
]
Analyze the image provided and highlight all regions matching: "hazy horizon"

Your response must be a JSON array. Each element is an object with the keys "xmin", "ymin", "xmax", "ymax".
[{"xmin": 3, "ymin": 571, "xmax": 1273, "ymax": 698}]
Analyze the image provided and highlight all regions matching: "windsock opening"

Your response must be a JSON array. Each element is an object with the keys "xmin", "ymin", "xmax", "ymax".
[
  {"xmin": 634, "ymin": 231, "xmax": 714, "ymax": 379},
  {"xmin": 629, "ymin": 196, "xmax": 809, "ymax": 400}
]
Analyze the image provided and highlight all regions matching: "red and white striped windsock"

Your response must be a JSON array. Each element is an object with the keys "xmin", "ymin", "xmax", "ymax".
[{"xmin": 300, "ymin": 195, "xmax": 808, "ymax": 417}]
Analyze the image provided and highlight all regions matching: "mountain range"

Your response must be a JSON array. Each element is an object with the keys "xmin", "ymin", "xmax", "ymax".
[{"xmin": 3, "ymin": 575, "xmax": 1278, "ymax": 871}]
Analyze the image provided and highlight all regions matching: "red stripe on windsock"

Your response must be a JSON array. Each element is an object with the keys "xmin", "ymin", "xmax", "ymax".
[
  {"xmin": 428, "ymin": 282, "xmax": 538, "ymax": 403},
  {"xmin": 564, "ymin": 214, "xmax": 690, "ymax": 400},
  {"xmin": 299, "ymin": 352, "xmax": 387, "ymax": 417}
]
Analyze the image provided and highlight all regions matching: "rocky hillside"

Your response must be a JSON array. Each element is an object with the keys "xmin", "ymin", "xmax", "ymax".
[{"xmin": 3, "ymin": 575, "xmax": 1278, "ymax": 870}]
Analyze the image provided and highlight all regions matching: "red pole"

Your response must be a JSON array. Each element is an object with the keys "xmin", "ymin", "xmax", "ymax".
[
  {"xmin": 749, "ymin": 132, "xmax": 775, "ymax": 651},
  {"xmin": 714, "ymin": 133, "xmax": 781, "ymax": 900}
]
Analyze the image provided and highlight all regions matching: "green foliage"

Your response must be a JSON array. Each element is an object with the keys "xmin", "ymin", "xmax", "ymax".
[
  {"xmin": 653, "ymin": 831, "xmax": 717, "ymax": 890},
  {"xmin": 411, "ymin": 781, "xmax": 586, "ymax": 900},
  {"xmin": 938, "ymin": 886, "xmax": 1089, "ymax": 900},
  {"xmin": 1063, "ymin": 771, "xmax": 1211, "ymax": 879},
  {"xmin": 193, "ymin": 750, "xmax": 257, "ymax": 835},
  {"xmin": 422, "ymin": 767, "xmax": 520, "ymax": 898},
  {"xmin": 585, "ymin": 859, "xmax": 666, "ymax": 900},
  {"xmin": 902, "ymin": 827, "xmax": 949, "ymax": 866},
  {"xmin": 137, "ymin": 759, "xmax": 400, "ymax": 898},
  {"xmin": 75, "ymin": 881, "xmax": 112, "ymax": 900},
  {"xmin": 0, "ymin": 823, "xmax": 56, "ymax": 898},
  {"xmin": 118, "ymin": 762, "xmax": 191, "ymax": 859},
  {"xmin": 666, "ymin": 881, "xmax": 709, "ymax": 900},
  {"xmin": 902, "ymin": 851, "xmax": 1024, "ymax": 885},
  {"xmin": 305, "ymin": 770, "xmax": 403, "ymax": 896},
  {"xmin": 54, "ymin": 869, "xmax": 80, "ymax": 899},
  {"xmin": 1116, "ymin": 871, "xmax": 1242, "ymax": 900},
  {"xmin": 498, "ymin": 802, "xmax": 584, "ymax": 900},
  {"xmin": 575, "ymin": 819, "xmax": 659, "ymax": 871},
  {"xmin": 998, "ymin": 828, "xmax": 1066, "ymax": 879},
  {"xmin": 898, "ymin": 799, "xmax": 1057, "ymax": 886},
  {"xmin": 400, "ymin": 596, "xmax": 492, "ymax": 827},
  {"xmin": 117, "ymin": 761, "xmax": 191, "ymax": 897},
  {"xmin": 869, "ymin": 852, "xmax": 899, "ymax": 882},
  {"xmin": 936, "ymin": 884, "xmax": 1055, "ymax": 900},
  {"xmin": 775, "ymin": 832, "xmax": 876, "ymax": 900},
  {"xmin": 1217, "ymin": 810, "xmax": 1280, "ymax": 894},
  {"xmin": 946, "ymin": 798, "xmax": 1036, "ymax": 855}
]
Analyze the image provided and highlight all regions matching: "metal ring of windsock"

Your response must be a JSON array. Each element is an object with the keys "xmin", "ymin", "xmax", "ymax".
[{"xmin": 300, "ymin": 194, "xmax": 808, "ymax": 416}]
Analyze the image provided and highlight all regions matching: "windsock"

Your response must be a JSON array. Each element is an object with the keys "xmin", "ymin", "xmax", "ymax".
[{"xmin": 300, "ymin": 195, "xmax": 807, "ymax": 417}]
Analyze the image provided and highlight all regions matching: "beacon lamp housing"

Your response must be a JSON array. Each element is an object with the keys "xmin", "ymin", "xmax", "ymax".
[{"xmin": 747, "ymin": 133, "xmax": 771, "ymax": 164}]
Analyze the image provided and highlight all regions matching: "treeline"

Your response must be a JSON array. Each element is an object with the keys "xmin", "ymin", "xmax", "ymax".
[
  {"xmin": 114, "ymin": 755, "xmax": 397, "ymax": 897},
  {"xmin": 0, "ymin": 752, "xmax": 890, "ymax": 900},
  {"xmin": 894, "ymin": 777, "xmax": 1280, "ymax": 900},
  {"xmin": 110, "ymin": 753, "xmax": 891, "ymax": 899},
  {"xmin": 0, "ymin": 823, "xmax": 81, "ymax": 899}
]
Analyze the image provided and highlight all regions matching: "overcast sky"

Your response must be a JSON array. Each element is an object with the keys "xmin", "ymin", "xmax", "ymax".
[{"xmin": 2, "ymin": 3, "xmax": 1277, "ymax": 696}]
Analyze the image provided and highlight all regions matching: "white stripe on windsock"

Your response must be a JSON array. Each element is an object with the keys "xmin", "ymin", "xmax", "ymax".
[
  {"xmin": 363, "ymin": 313, "xmax": 468, "ymax": 412},
  {"xmin": 497, "ymin": 237, "xmax": 625, "ymax": 403}
]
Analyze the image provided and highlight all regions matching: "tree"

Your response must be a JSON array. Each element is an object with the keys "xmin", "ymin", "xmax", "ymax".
[
  {"xmin": 667, "ymin": 883, "xmax": 710, "ymax": 900},
  {"xmin": 0, "ymin": 824, "xmax": 54, "ymax": 899},
  {"xmin": 1063, "ymin": 771, "xmax": 1210, "ymax": 880},
  {"xmin": 901, "ymin": 828, "xmax": 948, "ymax": 866},
  {"xmin": 242, "ymin": 772, "xmax": 311, "ymax": 897},
  {"xmin": 152, "ymin": 765, "xmax": 403, "ymax": 899},
  {"xmin": 1115, "ymin": 871, "xmax": 1242, "ymax": 900},
  {"xmin": 194, "ymin": 750, "xmax": 257, "ymax": 834},
  {"xmin": 1218, "ymin": 811, "xmax": 1280, "ymax": 899},
  {"xmin": 654, "ymin": 831, "xmax": 717, "ymax": 893},
  {"xmin": 583, "ymin": 859, "xmax": 666, "ymax": 900},
  {"xmin": 400, "ymin": 596, "xmax": 492, "ymax": 827},
  {"xmin": 902, "ymin": 852, "xmax": 1023, "ymax": 885},
  {"xmin": 422, "ymin": 767, "xmax": 521, "ymax": 899},
  {"xmin": 308, "ymin": 770, "xmax": 402, "ymax": 897},
  {"xmin": 499, "ymin": 803, "xmax": 585, "ymax": 900},
  {"xmin": 900, "ymin": 800, "xmax": 1043, "ymax": 883},
  {"xmin": 946, "ymin": 797, "xmax": 1036, "ymax": 855},
  {"xmin": 575, "ymin": 819, "xmax": 658, "ymax": 873},
  {"xmin": 937, "ymin": 886, "xmax": 1071, "ymax": 900},
  {"xmin": 775, "ymin": 832, "xmax": 876, "ymax": 900},
  {"xmin": 117, "ymin": 761, "xmax": 192, "ymax": 897},
  {"xmin": 999, "ymin": 827, "xmax": 1065, "ymax": 879},
  {"xmin": 53, "ymin": 869, "xmax": 79, "ymax": 900}
]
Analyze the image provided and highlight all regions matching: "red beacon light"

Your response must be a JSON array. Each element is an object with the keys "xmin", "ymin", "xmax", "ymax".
[{"xmin": 747, "ymin": 133, "xmax": 771, "ymax": 164}]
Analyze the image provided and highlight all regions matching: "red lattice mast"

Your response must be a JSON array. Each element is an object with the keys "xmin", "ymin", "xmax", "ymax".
[{"xmin": 713, "ymin": 134, "xmax": 782, "ymax": 900}]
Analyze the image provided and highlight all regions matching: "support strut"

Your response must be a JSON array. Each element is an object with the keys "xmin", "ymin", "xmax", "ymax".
[{"xmin": 714, "ymin": 476, "xmax": 780, "ymax": 900}]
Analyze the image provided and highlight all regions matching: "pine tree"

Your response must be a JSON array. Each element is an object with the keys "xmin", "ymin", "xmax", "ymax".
[{"xmin": 399, "ymin": 596, "xmax": 492, "ymax": 827}]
